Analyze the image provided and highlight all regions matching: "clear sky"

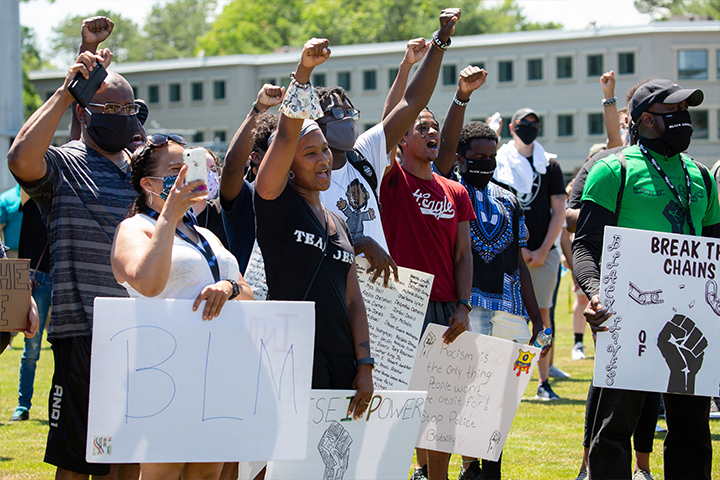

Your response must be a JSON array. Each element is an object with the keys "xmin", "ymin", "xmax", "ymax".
[{"xmin": 20, "ymin": 0, "xmax": 654, "ymax": 66}]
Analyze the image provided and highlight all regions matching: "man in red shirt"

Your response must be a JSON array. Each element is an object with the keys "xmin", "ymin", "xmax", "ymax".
[{"xmin": 381, "ymin": 106, "xmax": 475, "ymax": 480}]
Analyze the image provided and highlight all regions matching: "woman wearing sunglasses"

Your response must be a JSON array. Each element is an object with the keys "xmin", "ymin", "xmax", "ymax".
[
  {"xmin": 254, "ymin": 39, "xmax": 374, "ymax": 421},
  {"xmin": 110, "ymin": 133, "xmax": 253, "ymax": 480}
]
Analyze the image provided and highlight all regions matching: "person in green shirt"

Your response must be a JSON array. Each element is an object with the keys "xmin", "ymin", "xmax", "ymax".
[{"xmin": 573, "ymin": 79, "xmax": 718, "ymax": 480}]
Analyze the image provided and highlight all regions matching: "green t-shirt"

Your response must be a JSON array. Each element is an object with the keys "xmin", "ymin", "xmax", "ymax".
[{"xmin": 582, "ymin": 145, "xmax": 720, "ymax": 235}]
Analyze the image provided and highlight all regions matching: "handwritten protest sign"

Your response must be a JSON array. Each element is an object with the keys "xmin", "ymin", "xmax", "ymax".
[
  {"xmin": 595, "ymin": 226, "xmax": 720, "ymax": 397},
  {"xmin": 87, "ymin": 298, "xmax": 315, "ymax": 463},
  {"xmin": 244, "ymin": 242, "xmax": 268, "ymax": 301},
  {"xmin": 409, "ymin": 324, "xmax": 540, "ymax": 461},
  {"xmin": 0, "ymin": 259, "xmax": 31, "ymax": 332},
  {"xmin": 355, "ymin": 258, "xmax": 433, "ymax": 390},
  {"xmin": 266, "ymin": 389, "xmax": 426, "ymax": 480}
]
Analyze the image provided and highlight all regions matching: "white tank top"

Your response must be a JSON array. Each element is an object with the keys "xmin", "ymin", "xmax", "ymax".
[{"xmin": 121, "ymin": 214, "xmax": 240, "ymax": 300}]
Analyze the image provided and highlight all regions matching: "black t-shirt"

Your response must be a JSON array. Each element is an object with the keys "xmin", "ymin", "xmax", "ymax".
[
  {"xmin": 516, "ymin": 157, "xmax": 565, "ymax": 251},
  {"xmin": 18, "ymin": 199, "xmax": 49, "ymax": 273},
  {"xmin": 254, "ymin": 184, "xmax": 355, "ymax": 355},
  {"xmin": 567, "ymin": 146, "xmax": 625, "ymax": 210},
  {"xmin": 221, "ymin": 180, "xmax": 255, "ymax": 274}
]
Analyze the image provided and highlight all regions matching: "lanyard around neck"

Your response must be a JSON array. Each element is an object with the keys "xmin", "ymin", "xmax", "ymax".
[{"xmin": 142, "ymin": 207, "xmax": 221, "ymax": 283}]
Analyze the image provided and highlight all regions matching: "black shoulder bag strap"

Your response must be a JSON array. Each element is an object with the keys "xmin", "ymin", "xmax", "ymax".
[
  {"xmin": 614, "ymin": 150, "xmax": 627, "ymax": 226},
  {"xmin": 346, "ymin": 149, "xmax": 381, "ymax": 210},
  {"xmin": 692, "ymin": 158, "xmax": 713, "ymax": 198}
]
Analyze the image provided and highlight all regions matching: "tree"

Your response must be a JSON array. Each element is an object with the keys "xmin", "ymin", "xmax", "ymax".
[
  {"xmin": 634, "ymin": 0, "xmax": 720, "ymax": 19},
  {"xmin": 144, "ymin": 0, "xmax": 215, "ymax": 60},
  {"xmin": 51, "ymin": 10, "xmax": 147, "ymax": 63},
  {"xmin": 21, "ymin": 27, "xmax": 47, "ymax": 119}
]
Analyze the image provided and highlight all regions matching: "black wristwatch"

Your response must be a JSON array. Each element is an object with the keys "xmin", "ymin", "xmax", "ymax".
[
  {"xmin": 458, "ymin": 299, "xmax": 472, "ymax": 312},
  {"xmin": 224, "ymin": 279, "xmax": 240, "ymax": 299}
]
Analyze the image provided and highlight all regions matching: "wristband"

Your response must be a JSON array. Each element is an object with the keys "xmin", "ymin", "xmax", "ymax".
[
  {"xmin": 602, "ymin": 96, "xmax": 618, "ymax": 107},
  {"xmin": 453, "ymin": 95, "xmax": 469, "ymax": 107},
  {"xmin": 252, "ymin": 103, "xmax": 261, "ymax": 114},
  {"xmin": 356, "ymin": 357, "xmax": 375, "ymax": 369},
  {"xmin": 432, "ymin": 32, "xmax": 451, "ymax": 51},
  {"xmin": 224, "ymin": 279, "xmax": 240, "ymax": 300},
  {"xmin": 458, "ymin": 299, "xmax": 472, "ymax": 312},
  {"xmin": 279, "ymin": 73, "xmax": 322, "ymax": 120}
]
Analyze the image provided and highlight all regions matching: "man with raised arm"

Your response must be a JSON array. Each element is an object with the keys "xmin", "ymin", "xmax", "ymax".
[
  {"xmin": 316, "ymin": 9, "xmax": 460, "ymax": 287},
  {"xmin": 573, "ymin": 79, "xmax": 717, "ymax": 480},
  {"xmin": 7, "ymin": 47, "xmax": 138, "ymax": 479}
]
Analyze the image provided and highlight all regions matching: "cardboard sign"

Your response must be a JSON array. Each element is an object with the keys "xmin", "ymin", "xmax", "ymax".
[
  {"xmin": 87, "ymin": 298, "xmax": 315, "ymax": 463},
  {"xmin": 355, "ymin": 258, "xmax": 433, "ymax": 390},
  {"xmin": 595, "ymin": 226, "xmax": 720, "ymax": 397},
  {"xmin": 266, "ymin": 389, "xmax": 427, "ymax": 480},
  {"xmin": 0, "ymin": 258, "xmax": 31, "ymax": 332},
  {"xmin": 409, "ymin": 324, "xmax": 540, "ymax": 461},
  {"xmin": 244, "ymin": 242, "xmax": 268, "ymax": 301}
]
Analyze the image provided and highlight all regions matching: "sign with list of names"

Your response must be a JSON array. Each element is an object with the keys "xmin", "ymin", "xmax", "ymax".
[
  {"xmin": 409, "ymin": 324, "xmax": 540, "ymax": 461},
  {"xmin": 595, "ymin": 226, "xmax": 720, "ymax": 397},
  {"xmin": 87, "ymin": 298, "xmax": 315, "ymax": 463},
  {"xmin": 355, "ymin": 257, "xmax": 433, "ymax": 391}
]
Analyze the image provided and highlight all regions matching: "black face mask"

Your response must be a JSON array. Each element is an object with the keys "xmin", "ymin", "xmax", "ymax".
[
  {"xmin": 461, "ymin": 157, "xmax": 496, "ymax": 189},
  {"xmin": 642, "ymin": 110, "xmax": 693, "ymax": 157},
  {"xmin": 513, "ymin": 122, "xmax": 540, "ymax": 145},
  {"xmin": 85, "ymin": 113, "xmax": 139, "ymax": 153}
]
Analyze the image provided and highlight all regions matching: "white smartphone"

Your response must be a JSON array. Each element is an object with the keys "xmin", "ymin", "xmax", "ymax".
[{"xmin": 183, "ymin": 148, "xmax": 208, "ymax": 187}]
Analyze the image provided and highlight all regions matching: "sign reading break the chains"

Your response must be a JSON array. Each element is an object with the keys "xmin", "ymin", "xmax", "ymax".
[{"xmin": 594, "ymin": 226, "xmax": 720, "ymax": 397}]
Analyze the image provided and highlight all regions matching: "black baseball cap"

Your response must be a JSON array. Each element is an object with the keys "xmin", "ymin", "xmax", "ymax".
[
  {"xmin": 511, "ymin": 107, "xmax": 539, "ymax": 123},
  {"xmin": 630, "ymin": 79, "xmax": 703, "ymax": 121}
]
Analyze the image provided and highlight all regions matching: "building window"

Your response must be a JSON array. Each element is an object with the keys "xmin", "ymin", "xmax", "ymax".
[
  {"xmin": 213, "ymin": 80, "xmax": 226, "ymax": 100},
  {"xmin": 557, "ymin": 56, "xmax": 573, "ymax": 79},
  {"xmin": 588, "ymin": 113, "xmax": 604, "ymax": 135},
  {"xmin": 689, "ymin": 110, "xmax": 708, "ymax": 139},
  {"xmin": 527, "ymin": 58, "xmax": 543, "ymax": 81},
  {"xmin": 193, "ymin": 132, "xmax": 204, "ymax": 143},
  {"xmin": 473, "ymin": 62, "xmax": 485, "ymax": 71},
  {"xmin": 45, "ymin": 91, "xmax": 54, "ymax": 101},
  {"xmin": 313, "ymin": 73, "xmax": 326, "ymax": 87},
  {"xmin": 213, "ymin": 131, "xmax": 226, "ymax": 142},
  {"xmin": 169, "ymin": 83, "xmax": 181, "ymax": 103},
  {"xmin": 587, "ymin": 54, "xmax": 603, "ymax": 77},
  {"xmin": 191, "ymin": 82, "xmax": 203, "ymax": 101},
  {"xmin": 443, "ymin": 65, "xmax": 456, "ymax": 86},
  {"xmin": 500, "ymin": 117, "xmax": 512, "ymax": 138},
  {"xmin": 363, "ymin": 123, "xmax": 375, "ymax": 132},
  {"xmin": 259, "ymin": 77, "xmax": 276, "ymax": 87},
  {"xmin": 558, "ymin": 114, "xmax": 574, "ymax": 137},
  {"xmin": 363, "ymin": 70, "xmax": 377, "ymax": 91},
  {"xmin": 148, "ymin": 85, "xmax": 159, "ymax": 104},
  {"xmin": 498, "ymin": 61, "xmax": 513, "ymax": 83},
  {"xmin": 131, "ymin": 85, "xmax": 138, "ymax": 99},
  {"xmin": 337, "ymin": 72, "xmax": 351, "ymax": 91},
  {"xmin": 388, "ymin": 68, "xmax": 399, "ymax": 86},
  {"xmin": 618, "ymin": 52, "xmax": 635, "ymax": 75},
  {"xmin": 678, "ymin": 49, "xmax": 708, "ymax": 80}
]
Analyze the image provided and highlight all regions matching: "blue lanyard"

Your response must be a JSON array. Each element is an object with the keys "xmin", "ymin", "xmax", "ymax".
[{"xmin": 142, "ymin": 207, "xmax": 220, "ymax": 283}]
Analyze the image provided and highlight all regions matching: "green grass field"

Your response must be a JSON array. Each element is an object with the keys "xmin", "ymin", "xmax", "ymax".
[{"xmin": 1, "ymin": 273, "xmax": 718, "ymax": 479}]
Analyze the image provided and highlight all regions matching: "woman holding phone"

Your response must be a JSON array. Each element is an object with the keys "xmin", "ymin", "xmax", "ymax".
[
  {"xmin": 254, "ymin": 38, "xmax": 373, "ymax": 421},
  {"xmin": 111, "ymin": 133, "xmax": 253, "ymax": 480}
]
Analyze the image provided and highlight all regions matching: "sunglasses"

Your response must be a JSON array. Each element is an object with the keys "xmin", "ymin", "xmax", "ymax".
[
  {"xmin": 88, "ymin": 102, "xmax": 141, "ymax": 115},
  {"xmin": 517, "ymin": 120, "xmax": 541, "ymax": 131},
  {"xmin": 135, "ymin": 134, "xmax": 188, "ymax": 159},
  {"xmin": 323, "ymin": 107, "xmax": 360, "ymax": 120}
]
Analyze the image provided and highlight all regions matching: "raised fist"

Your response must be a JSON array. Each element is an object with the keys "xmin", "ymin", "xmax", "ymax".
[
  {"xmin": 403, "ymin": 37, "xmax": 430, "ymax": 65},
  {"xmin": 420, "ymin": 330, "xmax": 437, "ymax": 358},
  {"xmin": 256, "ymin": 84, "xmax": 285, "ymax": 111},
  {"xmin": 457, "ymin": 65, "xmax": 487, "ymax": 98},
  {"xmin": 600, "ymin": 71, "xmax": 616, "ymax": 97},
  {"xmin": 657, "ymin": 314, "xmax": 707, "ymax": 394},
  {"xmin": 81, "ymin": 16, "xmax": 114, "ymax": 47},
  {"xmin": 300, "ymin": 38, "xmax": 331, "ymax": 69},
  {"xmin": 317, "ymin": 420, "xmax": 352, "ymax": 480},
  {"xmin": 438, "ymin": 8, "xmax": 462, "ymax": 40}
]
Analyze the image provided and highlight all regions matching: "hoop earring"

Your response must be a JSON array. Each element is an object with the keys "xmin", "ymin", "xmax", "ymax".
[{"xmin": 288, "ymin": 171, "xmax": 295, "ymax": 180}]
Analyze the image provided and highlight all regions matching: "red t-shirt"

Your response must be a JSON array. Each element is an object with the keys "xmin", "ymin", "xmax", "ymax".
[{"xmin": 380, "ymin": 160, "xmax": 475, "ymax": 302}]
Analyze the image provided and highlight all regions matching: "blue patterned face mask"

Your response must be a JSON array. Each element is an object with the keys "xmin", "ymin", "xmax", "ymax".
[{"xmin": 145, "ymin": 175, "xmax": 178, "ymax": 201}]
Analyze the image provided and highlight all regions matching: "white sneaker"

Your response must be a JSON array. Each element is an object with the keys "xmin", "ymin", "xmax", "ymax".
[
  {"xmin": 548, "ymin": 365, "xmax": 571, "ymax": 378},
  {"xmin": 633, "ymin": 469, "xmax": 654, "ymax": 480},
  {"xmin": 571, "ymin": 342, "xmax": 586, "ymax": 360}
]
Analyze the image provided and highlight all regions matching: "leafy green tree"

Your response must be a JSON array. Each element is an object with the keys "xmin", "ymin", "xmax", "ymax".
[
  {"xmin": 634, "ymin": 0, "xmax": 719, "ymax": 19},
  {"xmin": 51, "ymin": 10, "xmax": 147, "ymax": 63},
  {"xmin": 21, "ymin": 27, "xmax": 47, "ymax": 119},
  {"xmin": 144, "ymin": 0, "xmax": 216, "ymax": 60}
]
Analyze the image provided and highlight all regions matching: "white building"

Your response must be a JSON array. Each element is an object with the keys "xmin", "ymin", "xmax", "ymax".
[{"xmin": 29, "ymin": 20, "xmax": 720, "ymax": 176}]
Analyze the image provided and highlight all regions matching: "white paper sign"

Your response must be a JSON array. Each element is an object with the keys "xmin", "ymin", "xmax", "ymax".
[
  {"xmin": 266, "ymin": 389, "xmax": 427, "ymax": 480},
  {"xmin": 409, "ymin": 324, "xmax": 540, "ymax": 461},
  {"xmin": 244, "ymin": 241, "xmax": 268, "ymax": 301},
  {"xmin": 356, "ymin": 258, "xmax": 433, "ymax": 391},
  {"xmin": 87, "ymin": 298, "xmax": 315, "ymax": 463},
  {"xmin": 595, "ymin": 226, "xmax": 720, "ymax": 397}
]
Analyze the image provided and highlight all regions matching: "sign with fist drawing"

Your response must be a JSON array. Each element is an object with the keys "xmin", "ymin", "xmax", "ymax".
[{"xmin": 594, "ymin": 226, "xmax": 720, "ymax": 396}]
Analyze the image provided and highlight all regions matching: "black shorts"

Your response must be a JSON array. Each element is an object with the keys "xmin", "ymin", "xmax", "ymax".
[
  {"xmin": 312, "ymin": 348, "xmax": 357, "ymax": 389},
  {"xmin": 44, "ymin": 336, "xmax": 111, "ymax": 476}
]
